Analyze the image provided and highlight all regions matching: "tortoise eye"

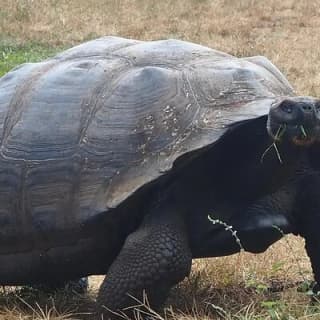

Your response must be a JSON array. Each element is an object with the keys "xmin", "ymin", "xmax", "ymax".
[{"xmin": 279, "ymin": 100, "xmax": 293, "ymax": 113}]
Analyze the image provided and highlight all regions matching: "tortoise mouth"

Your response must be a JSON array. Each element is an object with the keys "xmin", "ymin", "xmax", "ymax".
[
  {"xmin": 267, "ymin": 121, "xmax": 318, "ymax": 147},
  {"xmin": 292, "ymin": 136, "xmax": 315, "ymax": 146}
]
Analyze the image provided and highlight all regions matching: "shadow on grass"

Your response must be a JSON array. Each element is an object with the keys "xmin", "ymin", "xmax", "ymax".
[{"xmin": 0, "ymin": 285, "xmax": 97, "ymax": 319}]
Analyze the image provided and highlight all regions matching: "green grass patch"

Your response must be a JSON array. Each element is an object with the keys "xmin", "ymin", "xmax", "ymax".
[{"xmin": 0, "ymin": 41, "xmax": 64, "ymax": 77}]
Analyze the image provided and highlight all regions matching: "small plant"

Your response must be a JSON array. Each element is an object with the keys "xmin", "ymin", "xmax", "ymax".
[
  {"xmin": 208, "ymin": 215, "xmax": 244, "ymax": 251},
  {"xmin": 261, "ymin": 300, "xmax": 292, "ymax": 320},
  {"xmin": 245, "ymin": 276, "xmax": 269, "ymax": 294}
]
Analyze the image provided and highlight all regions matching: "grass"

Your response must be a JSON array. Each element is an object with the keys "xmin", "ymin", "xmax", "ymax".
[
  {"xmin": 0, "ymin": 42, "xmax": 62, "ymax": 77},
  {"xmin": 1, "ymin": 0, "xmax": 320, "ymax": 319}
]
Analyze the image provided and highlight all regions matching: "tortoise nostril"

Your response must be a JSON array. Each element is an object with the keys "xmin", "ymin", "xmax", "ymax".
[{"xmin": 301, "ymin": 104, "xmax": 313, "ymax": 112}]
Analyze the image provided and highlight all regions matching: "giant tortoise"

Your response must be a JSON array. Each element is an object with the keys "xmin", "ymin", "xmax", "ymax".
[{"xmin": 0, "ymin": 36, "xmax": 320, "ymax": 317}]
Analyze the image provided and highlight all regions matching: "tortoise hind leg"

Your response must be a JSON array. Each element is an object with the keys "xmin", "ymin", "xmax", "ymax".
[{"xmin": 97, "ymin": 209, "xmax": 192, "ymax": 318}]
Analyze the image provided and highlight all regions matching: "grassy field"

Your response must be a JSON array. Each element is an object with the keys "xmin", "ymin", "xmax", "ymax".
[{"xmin": 1, "ymin": 0, "xmax": 320, "ymax": 319}]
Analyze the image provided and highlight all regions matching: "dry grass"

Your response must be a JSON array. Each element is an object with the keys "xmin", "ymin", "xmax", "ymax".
[
  {"xmin": 1, "ymin": 0, "xmax": 320, "ymax": 95},
  {"xmin": 0, "ymin": 0, "xmax": 320, "ymax": 319}
]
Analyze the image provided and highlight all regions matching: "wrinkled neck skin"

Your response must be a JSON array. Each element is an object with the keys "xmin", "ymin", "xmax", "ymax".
[
  {"xmin": 173, "ymin": 116, "xmax": 305, "ymax": 209},
  {"xmin": 160, "ymin": 116, "xmax": 311, "ymax": 257}
]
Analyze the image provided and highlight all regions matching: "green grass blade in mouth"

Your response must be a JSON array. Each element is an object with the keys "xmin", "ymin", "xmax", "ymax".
[
  {"xmin": 260, "ymin": 142, "xmax": 283, "ymax": 164},
  {"xmin": 260, "ymin": 143, "xmax": 275, "ymax": 164},
  {"xmin": 274, "ymin": 124, "xmax": 286, "ymax": 141},
  {"xmin": 300, "ymin": 125, "xmax": 307, "ymax": 138},
  {"xmin": 273, "ymin": 142, "xmax": 283, "ymax": 164},
  {"xmin": 261, "ymin": 125, "xmax": 284, "ymax": 164}
]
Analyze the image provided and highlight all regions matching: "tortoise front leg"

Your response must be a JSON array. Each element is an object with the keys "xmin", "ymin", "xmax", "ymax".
[
  {"xmin": 97, "ymin": 208, "xmax": 192, "ymax": 318},
  {"xmin": 302, "ymin": 223, "xmax": 320, "ymax": 294},
  {"xmin": 296, "ymin": 174, "xmax": 320, "ymax": 294}
]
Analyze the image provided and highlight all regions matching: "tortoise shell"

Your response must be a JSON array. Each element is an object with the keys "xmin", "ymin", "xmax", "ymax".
[{"xmin": 0, "ymin": 36, "xmax": 293, "ymax": 241}]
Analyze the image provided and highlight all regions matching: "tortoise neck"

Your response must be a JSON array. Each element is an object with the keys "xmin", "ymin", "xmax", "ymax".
[{"xmin": 168, "ymin": 117, "xmax": 305, "ymax": 210}]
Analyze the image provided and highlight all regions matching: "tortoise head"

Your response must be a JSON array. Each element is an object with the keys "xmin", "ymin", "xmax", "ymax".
[{"xmin": 267, "ymin": 97, "xmax": 320, "ymax": 146}]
